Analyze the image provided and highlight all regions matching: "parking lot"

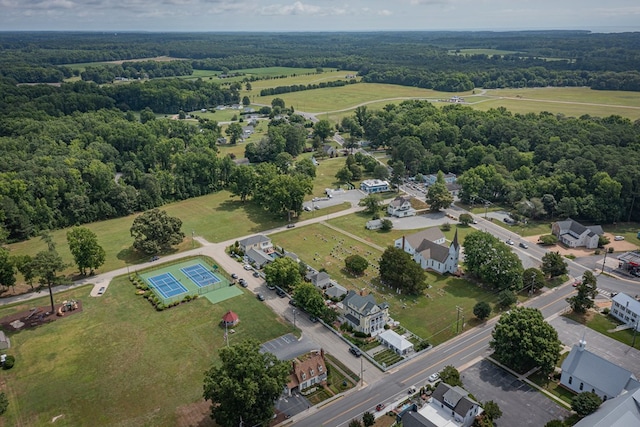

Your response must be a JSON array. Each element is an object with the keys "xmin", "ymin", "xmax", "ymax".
[
  {"xmin": 260, "ymin": 333, "xmax": 319, "ymax": 361},
  {"xmin": 462, "ymin": 360, "xmax": 570, "ymax": 427}
]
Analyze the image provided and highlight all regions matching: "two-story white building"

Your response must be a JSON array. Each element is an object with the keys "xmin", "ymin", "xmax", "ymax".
[
  {"xmin": 340, "ymin": 291, "xmax": 389, "ymax": 336},
  {"xmin": 610, "ymin": 293, "xmax": 640, "ymax": 331},
  {"xmin": 394, "ymin": 228, "xmax": 460, "ymax": 275},
  {"xmin": 387, "ymin": 195, "xmax": 416, "ymax": 217},
  {"xmin": 424, "ymin": 173, "xmax": 457, "ymax": 186},
  {"xmin": 238, "ymin": 235, "xmax": 274, "ymax": 268},
  {"xmin": 360, "ymin": 179, "xmax": 389, "ymax": 194}
]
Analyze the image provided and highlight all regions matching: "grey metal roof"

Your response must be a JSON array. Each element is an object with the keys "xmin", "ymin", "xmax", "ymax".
[
  {"xmin": 400, "ymin": 410, "xmax": 438, "ymax": 427},
  {"xmin": 575, "ymin": 386, "xmax": 640, "ymax": 427},
  {"xmin": 416, "ymin": 239, "xmax": 451, "ymax": 263},
  {"xmin": 246, "ymin": 248, "xmax": 273, "ymax": 266},
  {"xmin": 325, "ymin": 283, "xmax": 347, "ymax": 298},
  {"xmin": 389, "ymin": 195, "xmax": 412, "ymax": 208},
  {"xmin": 404, "ymin": 228, "xmax": 445, "ymax": 249},
  {"xmin": 343, "ymin": 290, "xmax": 383, "ymax": 316},
  {"xmin": 344, "ymin": 313, "xmax": 360, "ymax": 326},
  {"xmin": 562, "ymin": 343, "xmax": 636, "ymax": 398},
  {"xmin": 238, "ymin": 234, "xmax": 270, "ymax": 247},
  {"xmin": 432, "ymin": 382, "xmax": 479, "ymax": 417}
]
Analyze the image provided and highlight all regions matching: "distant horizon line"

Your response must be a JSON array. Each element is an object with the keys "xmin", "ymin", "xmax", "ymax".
[{"xmin": 0, "ymin": 27, "xmax": 639, "ymax": 34}]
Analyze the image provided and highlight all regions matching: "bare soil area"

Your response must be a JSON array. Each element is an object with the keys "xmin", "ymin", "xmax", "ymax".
[{"xmin": 0, "ymin": 301, "xmax": 83, "ymax": 331}]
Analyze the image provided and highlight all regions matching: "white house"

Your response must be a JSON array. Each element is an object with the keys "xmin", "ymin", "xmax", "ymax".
[
  {"xmin": 610, "ymin": 293, "xmax": 640, "ymax": 331},
  {"xmin": 551, "ymin": 218, "xmax": 603, "ymax": 249},
  {"xmin": 305, "ymin": 271, "xmax": 331, "ymax": 289},
  {"xmin": 560, "ymin": 339, "xmax": 640, "ymax": 401},
  {"xmin": 400, "ymin": 382, "xmax": 481, "ymax": 427},
  {"xmin": 377, "ymin": 329, "xmax": 414, "ymax": 355},
  {"xmin": 394, "ymin": 228, "xmax": 460, "ymax": 275},
  {"xmin": 387, "ymin": 195, "xmax": 416, "ymax": 217},
  {"xmin": 341, "ymin": 291, "xmax": 389, "ymax": 336},
  {"xmin": 360, "ymin": 179, "xmax": 389, "ymax": 194},
  {"xmin": 239, "ymin": 235, "xmax": 274, "ymax": 267}
]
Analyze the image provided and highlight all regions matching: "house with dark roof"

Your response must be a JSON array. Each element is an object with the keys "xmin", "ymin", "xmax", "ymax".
[
  {"xmin": 610, "ymin": 293, "xmax": 640, "ymax": 331},
  {"xmin": 286, "ymin": 350, "xmax": 328, "ymax": 396},
  {"xmin": 560, "ymin": 339, "xmax": 640, "ymax": 401},
  {"xmin": 340, "ymin": 290, "xmax": 389, "ymax": 336},
  {"xmin": 574, "ymin": 385, "xmax": 640, "ymax": 427},
  {"xmin": 325, "ymin": 283, "xmax": 347, "ymax": 299},
  {"xmin": 551, "ymin": 218, "xmax": 603, "ymax": 249},
  {"xmin": 400, "ymin": 382, "xmax": 481, "ymax": 427},
  {"xmin": 322, "ymin": 144, "xmax": 337, "ymax": 157},
  {"xmin": 394, "ymin": 228, "xmax": 460, "ymax": 275},
  {"xmin": 387, "ymin": 195, "xmax": 416, "ymax": 217}
]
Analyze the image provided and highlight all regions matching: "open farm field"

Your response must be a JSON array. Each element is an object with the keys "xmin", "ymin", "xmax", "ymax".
[
  {"xmin": 244, "ymin": 69, "xmax": 356, "ymax": 91},
  {"xmin": 272, "ymin": 222, "xmax": 500, "ymax": 345},
  {"xmin": 0, "ymin": 275, "xmax": 293, "ymax": 426},
  {"xmin": 235, "ymin": 66, "xmax": 332, "ymax": 76},
  {"xmin": 257, "ymin": 83, "xmax": 456, "ymax": 114}
]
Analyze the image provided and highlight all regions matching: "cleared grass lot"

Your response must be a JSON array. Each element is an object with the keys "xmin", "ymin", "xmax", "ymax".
[
  {"xmin": 0, "ymin": 273, "xmax": 294, "ymax": 426},
  {"xmin": 272, "ymin": 222, "xmax": 500, "ymax": 345}
]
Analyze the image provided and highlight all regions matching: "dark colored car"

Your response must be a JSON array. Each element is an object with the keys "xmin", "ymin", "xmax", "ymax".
[
  {"xmin": 519, "ymin": 242, "xmax": 529, "ymax": 249},
  {"xmin": 276, "ymin": 288, "xmax": 286, "ymax": 298},
  {"xmin": 149, "ymin": 256, "xmax": 160, "ymax": 262},
  {"xmin": 239, "ymin": 278, "xmax": 248, "ymax": 287},
  {"xmin": 231, "ymin": 273, "xmax": 238, "ymax": 279},
  {"xmin": 257, "ymin": 293, "xmax": 265, "ymax": 301},
  {"xmin": 253, "ymin": 271, "xmax": 260, "ymax": 277},
  {"xmin": 309, "ymin": 316, "xmax": 319, "ymax": 323},
  {"xmin": 376, "ymin": 403, "xmax": 385, "ymax": 412},
  {"xmin": 349, "ymin": 347, "xmax": 362, "ymax": 357}
]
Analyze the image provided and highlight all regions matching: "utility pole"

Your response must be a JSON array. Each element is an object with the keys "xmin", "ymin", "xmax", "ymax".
[{"xmin": 360, "ymin": 355, "xmax": 364, "ymax": 387}]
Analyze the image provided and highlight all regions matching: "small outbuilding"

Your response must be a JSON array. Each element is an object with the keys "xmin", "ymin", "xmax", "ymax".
[
  {"xmin": 0, "ymin": 331, "xmax": 9, "ymax": 350},
  {"xmin": 221, "ymin": 310, "xmax": 239, "ymax": 327}
]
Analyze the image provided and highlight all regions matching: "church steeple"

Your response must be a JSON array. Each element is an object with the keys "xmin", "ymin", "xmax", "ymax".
[{"xmin": 451, "ymin": 228, "xmax": 459, "ymax": 249}]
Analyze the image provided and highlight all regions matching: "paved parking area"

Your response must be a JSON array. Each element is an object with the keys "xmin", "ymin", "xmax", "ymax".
[
  {"xmin": 462, "ymin": 360, "xmax": 570, "ymax": 427},
  {"xmin": 260, "ymin": 333, "xmax": 319, "ymax": 361}
]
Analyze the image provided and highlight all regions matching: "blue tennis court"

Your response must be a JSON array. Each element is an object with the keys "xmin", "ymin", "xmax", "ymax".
[
  {"xmin": 147, "ymin": 272, "xmax": 188, "ymax": 299},
  {"xmin": 181, "ymin": 263, "xmax": 222, "ymax": 288}
]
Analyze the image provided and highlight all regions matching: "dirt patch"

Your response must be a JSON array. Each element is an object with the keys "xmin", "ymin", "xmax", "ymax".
[
  {"xmin": 0, "ymin": 301, "xmax": 83, "ymax": 331},
  {"xmin": 175, "ymin": 400, "xmax": 216, "ymax": 427}
]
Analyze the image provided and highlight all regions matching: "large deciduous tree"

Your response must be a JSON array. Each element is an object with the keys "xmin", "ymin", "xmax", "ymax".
[
  {"xmin": 313, "ymin": 119, "xmax": 332, "ymax": 141},
  {"xmin": 473, "ymin": 301, "xmax": 492, "ymax": 321},
  {"xmin": 379, "ymin": 246, "xmax": 426, "ymax": 295},
  {"xmin": 259, "ymin": 174, "xmax": 312, "ymax": 218},
  {"xmin": 264, "ymin": 257, "xmax": 301, "ymax": 292},
  {"xmin": 522, "ymin": 267, "xmax": 546, "ymax": 293},
  {"xmin": 66, "ymin": 227, "xmax": 106, "ymax": 276},
  {"xmin": 567, "ymin": 271, "xmax": 598, "ymax": 313},
  {"xmin": 344, "ymin": 255, "xmax": 369, "ymax": 276},
  {"xmin": 0, "ymin": 248, "xmax": 16, "ymax": 291},
  {"xmin": 130, "ymin": 209, "xmax": 185, "ymax": 255},
  {"xmin": 541, "ymin": 251, "xmax": 568, "ymax": 278},
  {"xmin": 203, "ymin": 339, "xmax": 290, "ymax": 427},
  {"xmin": 463, "ymin": 231, "xmax": 524, "ymax": 291},
  {"xmin": 293, "ymin": 283, "xmax": 325, "ymax": 317},
  {"xmin": 32, "ymin": 248, "xmax": 68, "ymax": 313},
  {"xmin": 229, "ymin": 165, "xmax": 256, "ymax": 202},
  {"xmin": 490, "ymin": 307, "xmax": 561, "ymax": 376},
  {"xmin": 439, "ymin": 365, "xmax": 462, "ymax": 387},
  {"xmin": 225, "ymin": 122, "xmax": 243, "ymax": 144},
  {"xmin": 359, "ymin": 194, "xmax": 382, "ymax": 215},
  {"xmin": 426, "ymin": 171, "xmax": 453, "ymax": 211}
]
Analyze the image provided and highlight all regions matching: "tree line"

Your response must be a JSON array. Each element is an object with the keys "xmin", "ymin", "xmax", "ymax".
[
  {"xmin": 259, "ymin": 79, "xmax": 356, "ymax": 96},
  {"xmin": 350, "ymin": 101, "xmax": 640, "ymax": 224},
  {"xmin": 80, "ymin": 60, "xmax": 194, "ymax": 84}
]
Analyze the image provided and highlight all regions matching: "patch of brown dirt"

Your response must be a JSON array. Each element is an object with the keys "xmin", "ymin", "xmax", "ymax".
[
  {"xmin": 0, "ymin": 301, "xmax": 83, "ymax": 331},
  {"xmin": 175, "ymin": 400, "xmax": 216, "ymax": 427}
]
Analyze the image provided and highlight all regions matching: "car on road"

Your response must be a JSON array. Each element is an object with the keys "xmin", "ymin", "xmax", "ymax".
[
  {"xmin": 231, "ymin": 273, "xmax": 238, "ymax": 279},
  {"xmin": 349, "ymin": 347, "xmax": 362, "ymax": 357},
  {"xmin": 97, "ymin": 286, "xmax": 105, "ymax": 295},
  {"xmin": 375, "ymin": 403, "xmax": 385, "ymax": 412},
  {"xmin": 519, "ymin": 242, "xmax": 529, "ymax": 249},
  {"xmin": 506, "ymin": 239, "xmax": 515, "ymax": 246},
  {"xmin": 257, "ymin": 293, "xmax": 265, "ymax": 301},
  {"xmin": 428, "ymin": 373, "xmax": 440, "ymax": 382},
  {"xmin": 267, "ymin": 284, "xmax": 276, "ymax": 290},
  {"xmin": 471, "ymin": 219, "xmax": 478, "ymax": 224},
  {"xmin": 252, "ymin": 271, "xmax": 260, "ymax": 277},
  {"xmin": 614, "ymin": 235, "xmax": 625, "ymax": 241},
  {"xmin": 572, "ymin": 279, "xmax": 582, "ymax": 287},
  {"xmin": 304, "ymin": 206, "xmax": 312, "ymax": 212},
  {"xmin": 149, "ymin": 256, "xmax": 160, "ymax": 262},
  {"xmin": 286, "ymin": 223, "xmax": 296, "ymax": 228},
  {"xmin": 408, "ymin": 386, "xmax": 417, "ymax": 394}
]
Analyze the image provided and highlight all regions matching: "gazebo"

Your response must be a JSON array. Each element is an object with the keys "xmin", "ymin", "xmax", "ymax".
[{"xmin": 221, "ymin": 310, "xmax": 239, "ymax": 327}]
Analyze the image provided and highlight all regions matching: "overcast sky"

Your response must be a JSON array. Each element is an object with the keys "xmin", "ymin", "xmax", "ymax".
[{"xmin": 1, "ymin": 0, "xmax": 639, "ymax": 32}]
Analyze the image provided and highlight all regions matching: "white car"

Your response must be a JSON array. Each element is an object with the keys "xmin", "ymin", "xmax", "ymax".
[
  {"xmin": 506, "ymin": 239, "xmax": 515, "ymax": 246},
  {"xmin": 428, "ymin": 373, "xmax": 440, "ymax": 382},
  {"xmin": 97, "ymin": 287, "xmax": 106, "ymax": 295},
  {"xmin": 614, "ymin": 235, "xmax": 625, "ymax": 241},
  {"xmin": 243, "ymin": 264, "xmax": 252, "ymax": 270}
]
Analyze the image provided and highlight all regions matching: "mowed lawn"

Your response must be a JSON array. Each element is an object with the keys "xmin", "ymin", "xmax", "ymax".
[
  {"xmin": 0, "ymin": 274, "xmax": 294, "ymax": 426},
  {"xmin": 271, "ymin": 222, "xmax": 500, "ymax": 345}
]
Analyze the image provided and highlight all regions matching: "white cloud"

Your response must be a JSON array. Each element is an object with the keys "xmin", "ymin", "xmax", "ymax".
[{"xmin": 259, "ymin": 1, "xmax": 346, "ymax": 16}]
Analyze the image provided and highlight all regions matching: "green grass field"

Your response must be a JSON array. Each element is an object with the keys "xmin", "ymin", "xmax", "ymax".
[
  {"xmin": 271, "ymin": 221, "xmax": 500, "ymax": 345},
  {"xmin": 0, "ymin": 271, "xmax": 294, "ymax": 426}
]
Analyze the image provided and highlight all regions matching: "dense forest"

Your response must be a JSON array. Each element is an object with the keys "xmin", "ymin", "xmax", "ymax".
[
  {"xmin": 0, "ymin": 31, "xmax": 639, "ymax": 244},
  {"xmin": 1, "ymin": 31, "xmax": 640, "ymax": 91}
]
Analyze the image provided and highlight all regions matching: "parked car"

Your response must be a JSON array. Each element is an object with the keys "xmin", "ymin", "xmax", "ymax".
[
  {"xmin": 231, "ymin": 273, "xmax": 238, "ymax": 279},
  {"xmin": 519, "ymin": 242, "xmax": 529, "ymax": 249},
  {"xmin": 286, "ymin": 223, "xmax": 296, "ymax": 228},
  {"xmin": 289, "ymin": 299, "xmax": 297, "ymax": 306},
  {"xmin": 252, "ymin": 271, "xmax": 260, "ymax": 278},
  {"xmin": 428, "ymin": 373, "xmax": 440, "ymax": 382},
  {"xmin": 471, "ymin": 219, "xmax": 478, "ymax": 224},
  {"xmin": 572, "ymin": 279, "xmax": 582, "ymax": 287},
  {"xmin": 304, "ymin": 206, "xmax": 312, "ymax": 212},
  {"xmin": 408, "ymin": 386, "xmax": 417, "ymax": 394},
  {"xmin": 149, "ymin": 256, "xmax": 160, "ymax": 262},
  {"xmin": 239, "ymin": 278, "xmax": 248, "ymax": 288},
  {"xmin": 257, "ymin": 293, "xmax": 265, "ymax": 301},
  {"xmin": 375, "ymin": 403, "xmax": 386, "ymax": 412},
  {"xmin": 267, "ymin": 284, "xmax": 276, "ymax": 290},
  {"xmin": 276, "ymin": 288, "xmax": 286, "ymax": 298},
  {"xmin": 614, "ymin": 235, "xmax": 625, "ymax": 241},
  {"xmin": 243, "ymin": 264, "xmax": 252, "ymax": 270},
  {"xmin": 309, "ymin": 315, "xmax": 319, "ymax": 323},
  {"xmin": 349, "ymin": 347, "xmax": 362, "ymax": 357},
  {"xmin": 97, "ymin": 286, "xmax": 105, "ymax": 295}
]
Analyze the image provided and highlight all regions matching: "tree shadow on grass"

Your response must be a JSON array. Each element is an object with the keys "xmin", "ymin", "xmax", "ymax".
[{"xmin": 216, "ymin": 199, "xmax": 285, "ymax": 232}]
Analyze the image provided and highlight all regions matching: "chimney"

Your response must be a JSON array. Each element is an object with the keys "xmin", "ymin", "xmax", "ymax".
[{"xmin": 402, "ymin": 235, "xmax": 405, "ymax": 250}]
